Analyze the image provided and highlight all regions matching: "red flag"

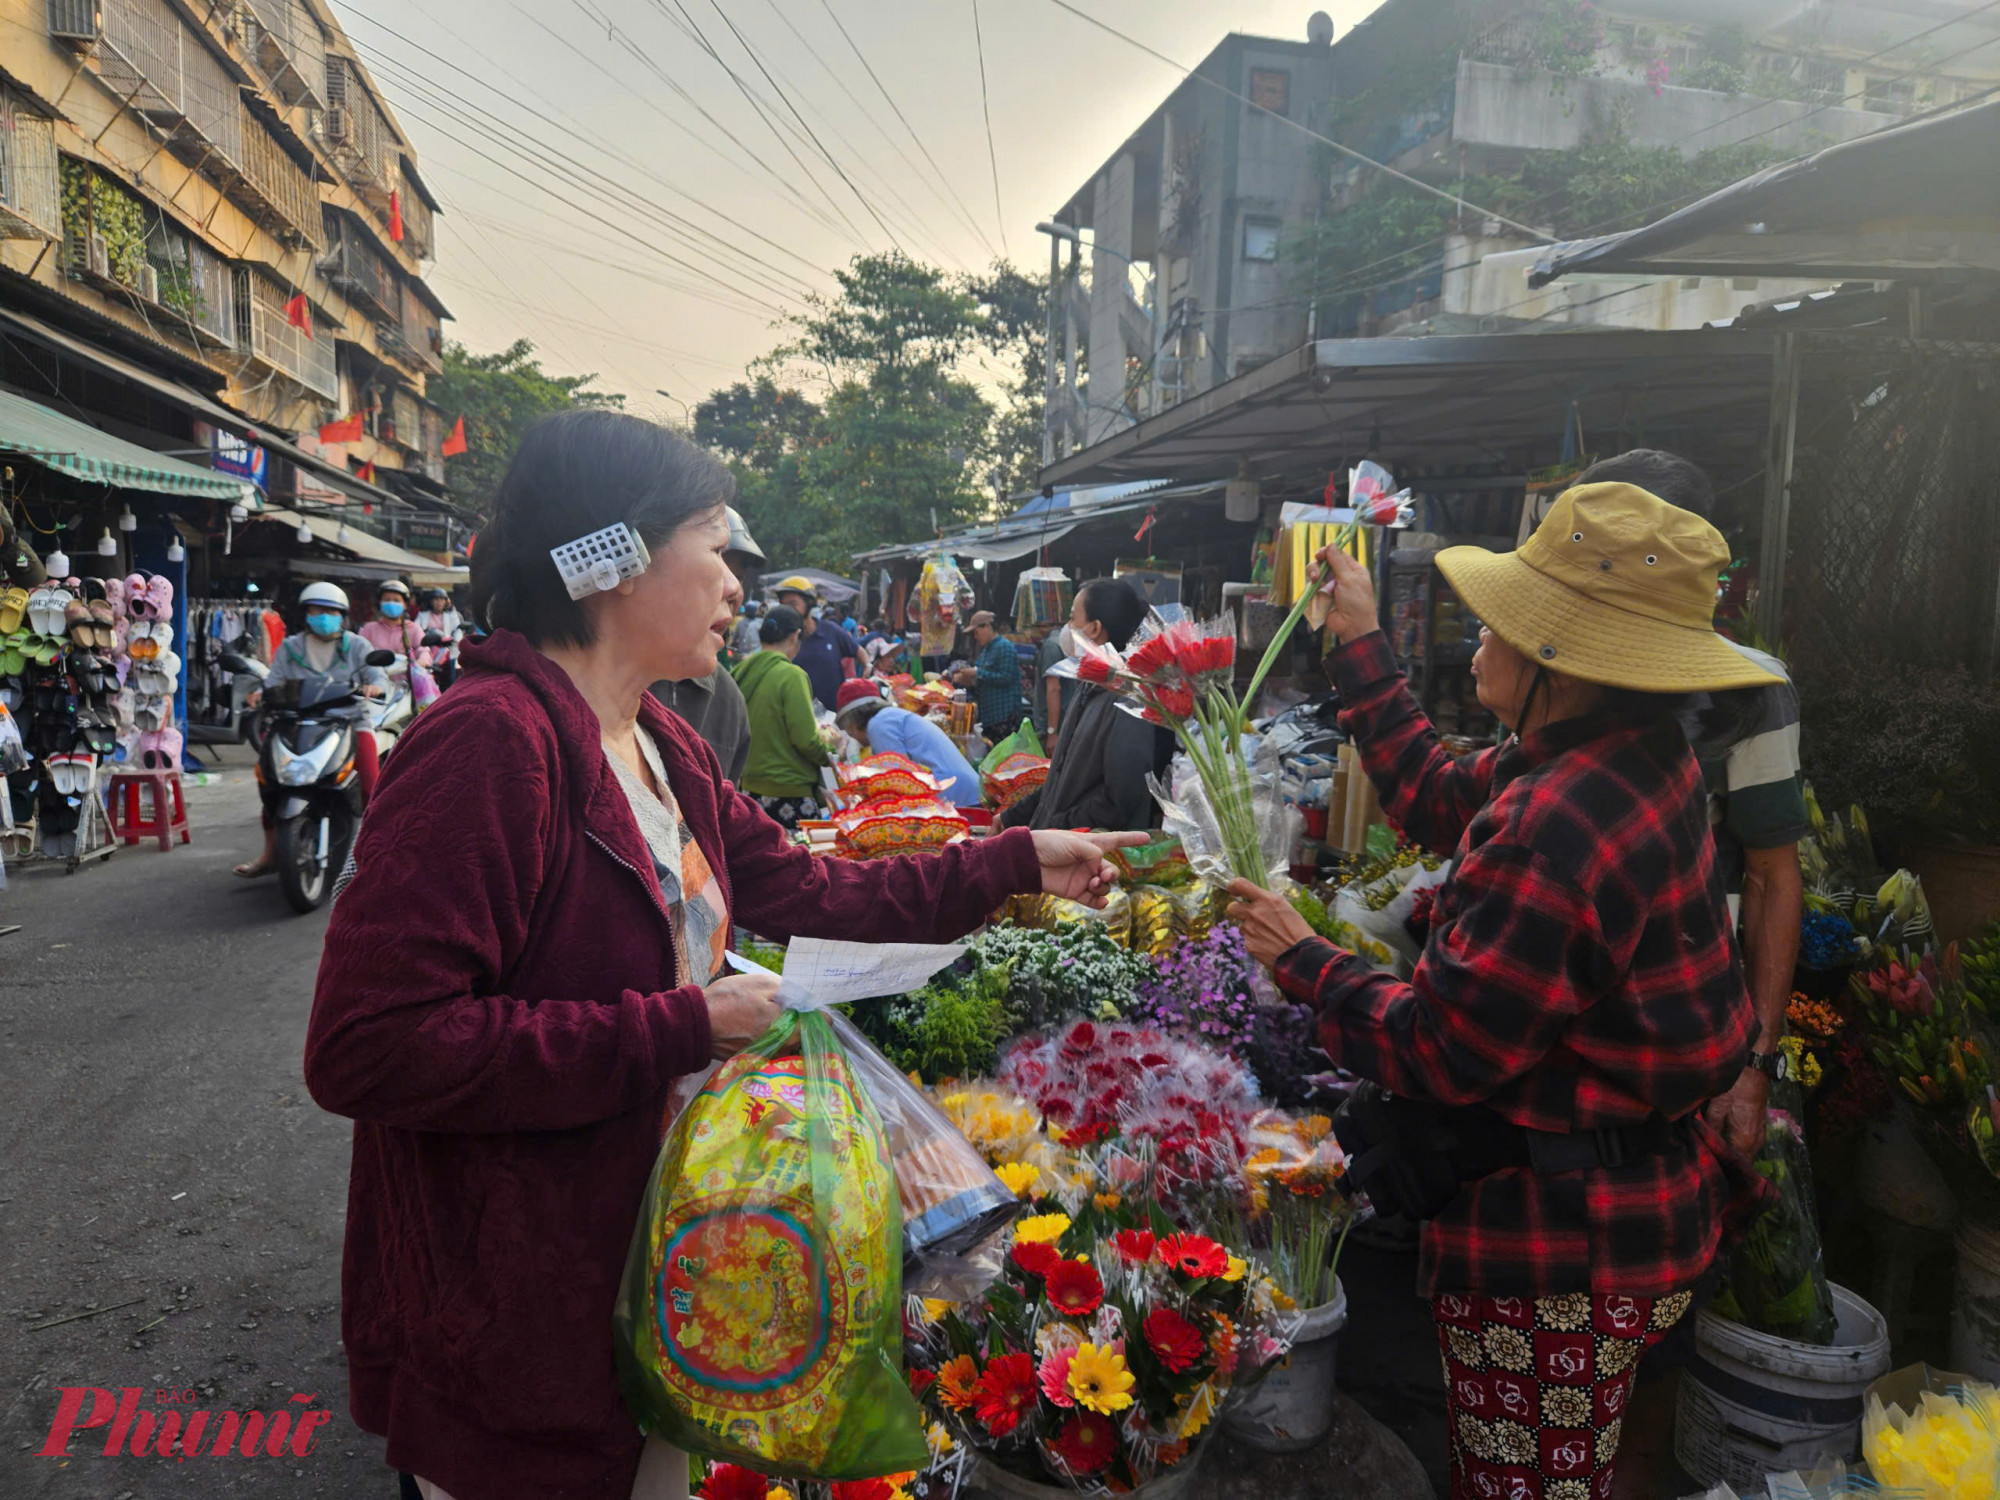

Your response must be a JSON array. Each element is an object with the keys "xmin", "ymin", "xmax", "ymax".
[
  {"xmin": 358, "ymin": 460, "xmax": 377, "ymax": 484},
  {"xmin": 389, "ymin": 190, "xmax": 404, "ymax": 243},
  {"xmin": 440, "ymin": 415, "xmax": 468, "ymax": 457},
  {"xmin": 284, "ymin": 293, "xmax": 313, "ymax": 339},
  {"xmin": 318, "ymin": 412, "xmax": 364, "ymax": 445}
]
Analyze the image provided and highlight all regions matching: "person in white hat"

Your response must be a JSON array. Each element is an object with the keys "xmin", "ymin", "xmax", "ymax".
[{"xmin": 1224, "ymin": 482, "xmax": 1782, "ymax": 1500}]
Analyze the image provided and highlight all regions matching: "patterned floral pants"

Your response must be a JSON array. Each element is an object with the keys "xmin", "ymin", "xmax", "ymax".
[
  {"xmin": 754, "ymin": 793, "xmax": 824, "ymax": 831},
  {"xmin": 1431, "ymin": 1289, "xmax": 1692, "ymax": 1500}
]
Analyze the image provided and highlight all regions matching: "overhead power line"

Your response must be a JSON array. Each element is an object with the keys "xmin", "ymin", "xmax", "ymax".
[
  {"xmin": 969, "ymin": 0, "xmax": 1011, "ymax": 260},
  {"xmin": 1039, "ymin": 0, "xmax": 1551, "ymax": 240}
]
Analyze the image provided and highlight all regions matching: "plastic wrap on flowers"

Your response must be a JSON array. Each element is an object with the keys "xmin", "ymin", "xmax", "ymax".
[
  {"xmin": 834, "ymin": 794, "xmax": 969, "ymax": 859},
  {"xmin": 613, "ymin": 1006, "xmax": 928, "ymax": 1479},
  {"xmin": 836, "ymin": 752, "xmax": 950, "ymax": 806},
  {"xmin": 1711, "ymin": 1087, "xmax": 1838, "ymax": 1345},
  {"xmin": 983, "ymin": 752, "xmax": 1050, "ymax": 812},
  {"xmin": 1108, "ymin": 833, "xmax": 1195, "ymax": 889},
  {"xmin": 1150, "ymin": 748, "xmax": 1299, "ymax": 892}
]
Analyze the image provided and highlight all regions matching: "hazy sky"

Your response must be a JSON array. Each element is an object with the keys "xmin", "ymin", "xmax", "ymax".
[{"xmin": 333, "ymin": 0, "xmax": 1378, "ymax": 421}]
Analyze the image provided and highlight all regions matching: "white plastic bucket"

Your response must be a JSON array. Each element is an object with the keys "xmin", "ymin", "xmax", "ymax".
[
  {"xmin": 1673, "ymin": 1283, "xmax": 1892, "ymax": 1493},
  {"xmin": 1219, "ymin": 1278, "xmax": 1349, "ymax": 1453},
  {"xmin": 1951, "ymin": 1222, "xmax": 2000, "ymax": 1383}
]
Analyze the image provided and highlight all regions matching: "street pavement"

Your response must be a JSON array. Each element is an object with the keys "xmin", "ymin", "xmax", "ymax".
[{"xmin": 0, "ymin": 751, "xmax": 392, "ymax": 1498}]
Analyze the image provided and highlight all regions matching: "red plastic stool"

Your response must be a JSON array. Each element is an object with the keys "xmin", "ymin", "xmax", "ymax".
[{"xmin": 109, "ymin": 770, "xmax": 190, "ymax": 850}]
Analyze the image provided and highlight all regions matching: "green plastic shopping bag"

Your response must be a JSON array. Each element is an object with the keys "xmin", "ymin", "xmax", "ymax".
[
  {"xmin": 978, "ymin": 719, "xmax": 1043, "ymax": 776},
  {"xmin": 613, "ymin": 1005, "xmax": 929, "ymax": 1480}
]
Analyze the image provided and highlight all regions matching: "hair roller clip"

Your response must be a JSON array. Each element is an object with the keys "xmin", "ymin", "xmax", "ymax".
[{"xmin": 550, "ymin": 523, "xmax": 651, "ymax": 601}]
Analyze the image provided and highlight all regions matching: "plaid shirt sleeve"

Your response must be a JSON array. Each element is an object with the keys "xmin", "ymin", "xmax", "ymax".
[
  {"xmin": 1276, "ymin": 838, "xmax": 1606, "ymax": 1105},
  {"xmin": 1332, "ymin": 632, "xmax": 1497, "ymax": 857}
]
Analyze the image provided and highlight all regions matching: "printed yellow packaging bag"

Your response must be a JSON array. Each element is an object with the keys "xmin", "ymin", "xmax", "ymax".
[{"xmin": 614, "ymin": 1006, "xmax": 928, "ymax": 1480}]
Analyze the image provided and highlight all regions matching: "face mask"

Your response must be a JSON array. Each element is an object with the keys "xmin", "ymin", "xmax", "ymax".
[
  {"xmin": 306, "ymin": 611, "xmax": 344, "ymax": 639},
  {"xmin": 379, "ymin": 600, "xmax": 405, "ymax": 619},
  {"xmin": 1059, "ymin": 623, "xmax": 1086, "ymax": 659}
]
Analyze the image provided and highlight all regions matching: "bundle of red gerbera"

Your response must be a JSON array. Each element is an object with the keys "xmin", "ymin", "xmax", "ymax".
[
  {"xmin": 903, "ymin": 1144, "xmax": 1296, "ymax": 1494},
  {"xmin": 996, "ymin": 1021, "xmax": 1261, "ymax": 1194}
]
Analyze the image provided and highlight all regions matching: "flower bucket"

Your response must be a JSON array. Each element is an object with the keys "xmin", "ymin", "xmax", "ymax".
[
  {"xmin": 1672, "ymin": 1283, "xmax": 1891, "ymax": 1492},
  {"xmin": 971, "ymin": 1443, "xmax": 1208, "ymax": 1500},
  {"xmin": 1218, "ymin": 1279, "xmax": 1348, "ymax": 1453},
  {"xmin": 1950, "ymin": 1221, "xmax": 2000, "ymax": 1383}
]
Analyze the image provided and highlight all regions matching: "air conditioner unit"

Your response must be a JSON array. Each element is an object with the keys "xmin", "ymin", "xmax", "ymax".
[
  {"xmin": 321, "ymin": 106, "xmax": 351, "ymax": 144},
  {"xmin": 87, "ymin": 232, "xmax": 109, "ymax": 280},
  {"xmin": 48, "ymin": 0, "xmax": 101, "ymax": 41},
  {"xmin": 138, "ymin": 263, "xmax": 159, "ymax": 302}
]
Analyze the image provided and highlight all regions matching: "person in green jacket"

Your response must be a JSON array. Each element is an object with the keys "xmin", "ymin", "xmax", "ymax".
[{"xmin": 731, "ymin": 604, "xmax": 832, "ymax": 829}]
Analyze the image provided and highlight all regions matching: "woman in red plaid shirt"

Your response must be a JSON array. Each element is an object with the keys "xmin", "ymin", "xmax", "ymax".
[{"xmin": 1228, "ymin": 483, "xmax": 1780, "ymax": 1500}]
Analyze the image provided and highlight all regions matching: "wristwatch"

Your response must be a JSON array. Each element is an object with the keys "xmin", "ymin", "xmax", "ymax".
[{"xmin": 1746, "ymin": 1049, "xmax": 1782, "ymax": 1080}]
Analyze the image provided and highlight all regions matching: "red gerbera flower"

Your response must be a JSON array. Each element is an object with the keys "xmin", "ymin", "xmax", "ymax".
[
  {"xmin": 972, "ymin": 1351, "xmax": 1038, "ymax": 1438},
  {"xmin": 1174, "ymin": 631, "xmax": 1236, "ymax": 680},
  {"xmin": 1048, "ymin": 1409, "xmax": 1117, "ymax": 1475},
  {"xmin": 1157, "ymin": 1232, "xmax": 1229, "ymax": 1279},
  {"xmin": 1054, "ymin": 1119, "xmax": 1111, "ymax": 1146},
  {"xmin": 1045, "ymin": 1258, "xmax": 1104, "ymax": 1318},
  {"xmin": 697, "ymin": 1463, "xmax": 771, "ymax": 1500},
  {"xmin": 830, "ymin": 1480, "xmax": 899, "ymax": 1500},
  {"xmin": 1125, "ymin": 633, "xmax": 1177, "ymax": 680},
  {"xmin": 1143, "ymin": 1307, "xmax": 1206, "ymax": 1374},
  {"xmin": 1112, "ymin": 1228, "xmax": 1155, "ymax": 1264},
  {"xmin": 1011, "ymin": 1240, "xmax": 1062, "ymax": 1280},
  {"xmin": 1148, "ymin": 682, "xmax": 1195, "ymax": 721},
  {"xmin": 909, "ymin": 1366, "xmax": 937, "ymax": 1398},
  {"xmin": 1076, "ymin": 651, "xmax": 1115, "ymax": 685}
]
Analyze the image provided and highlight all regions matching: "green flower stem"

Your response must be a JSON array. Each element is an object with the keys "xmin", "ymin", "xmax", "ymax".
[{"xmin": 1236, "ymin": 560, "xmax": 1330, "ymax": 738}]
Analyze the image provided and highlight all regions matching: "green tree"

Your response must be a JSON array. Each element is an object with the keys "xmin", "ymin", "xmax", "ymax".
[
  {"xmin": 427, "ymin": 339, "xmax": 622, "ymax": 520},
  {"xmin": 761, "ymin": 252, "xmax": 996, "ymax": 567},
  {"xmin": 694, "ymin": 377, "xmax": 822, "ymax": 569},
  {"xmin": 965, "ymin": 261, "xmax": 1049, "ymax": 499}
]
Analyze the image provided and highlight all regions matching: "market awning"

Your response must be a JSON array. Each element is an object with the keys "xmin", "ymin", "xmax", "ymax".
[
  {"xmin": 759, "ymin": 567, "xmax": 859, "ymax": 604},
  {"xmin": 0, "ymin": 305, "xmax": 415, "ymax": 513},
  {"xmin": 1036, "ymin": 330, "xmax": 1779, "ymax": 489},
  {"xmin": 261, "ymin": 508, "xmax": 468, "ymax": 586},
  {"xmin": 1529, "ymin": 97, "xmax": 2000, "ymax": 288},
  {"xmin": 0, "ymin": 384, "xmax": 253, "ymax": 501},
  {"xmin": 853, "ymin": 481, "xmax": 1219, "ymax": 566}
]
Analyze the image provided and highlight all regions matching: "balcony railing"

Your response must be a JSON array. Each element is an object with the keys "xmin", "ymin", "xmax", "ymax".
[
  {"xmin": 322, "ymin": 221, "xmax": 398, "ymax": 321},
  {"xmin": 235, "ymin": 110, "xmax": 322, "ymax": 249},
  {"xmin": 398, "ymin": 181, "xmax": 434, "ymax": 261},
  {"xmin": 400, "ymin": 281, "xmax": 443, "ymax": 373},
  {"xmin": 320, "ymin": 59, "xmax": 397, "ymax": 208},
  {"xmin": 418, "ymin": 406, "xmax": 445, "ymax": 483},
  {"xmin": 236, "ymin": 273, "xmax": 336, "ymax": 399},
  {"xmin": 240, "ymin": 0, "xmax": 325, "ymax": 110}
]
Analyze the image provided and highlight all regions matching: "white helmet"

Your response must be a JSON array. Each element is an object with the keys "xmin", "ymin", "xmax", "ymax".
[
  {"xmin": 378, "ymin": 579, "xmax": 412, "ymax": 598},
  {"xmin": 298, "ymin": 581, "xmax": 351, "ymax": 613}
]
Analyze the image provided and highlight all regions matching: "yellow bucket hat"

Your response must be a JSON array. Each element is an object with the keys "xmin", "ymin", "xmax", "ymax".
[{"xmin": 1435, "ymin": 482, "xmax": 1782, "ymax": 694}]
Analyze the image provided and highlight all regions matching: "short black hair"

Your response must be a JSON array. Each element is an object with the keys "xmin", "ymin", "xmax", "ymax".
[
  {"xmin": 469, "ymin": 409, "xmax": 734, "ymax": 647},
  {"xmin": 1577, "ymin": 449, "xmax": 1714, "ymax": 520},
  {"xmin": 759, "ymin": 604, "xmax": 805, "ymax": 644},
  {"xmin": 1078, "ymin": 578, "xmax": 1147, "ymax": 650}
]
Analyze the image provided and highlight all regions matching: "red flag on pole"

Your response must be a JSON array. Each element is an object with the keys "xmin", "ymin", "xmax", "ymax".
[
  {"xmin": 284, "ymin": 293, "xmax": 313, "ymax": 339},
  {"xmin": 358, "ymin": 460, "xmax": 377, "ymax": 484},
  {"xmin": 318, "ymin": 412, "xmax": 365, "ymax": 445},
  {"xmin": 440, "ymin": 415, "xmax": 468, "ymax": 457},
  {"xmin": 389, "ymin": 190, "xmax": 404, "ymax": 243}
]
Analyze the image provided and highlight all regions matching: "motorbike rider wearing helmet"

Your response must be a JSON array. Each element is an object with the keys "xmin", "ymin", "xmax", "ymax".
[
  {"xmin": 360, "ymin": 578, "xmax": 441, "ymax": 709},
  {"xmin": 233, "ymin": 582, "xmax": 388, "ymax": 879}
]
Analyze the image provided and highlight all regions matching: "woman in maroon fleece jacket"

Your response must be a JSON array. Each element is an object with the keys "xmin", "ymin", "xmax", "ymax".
[{"xmin": 306, "ymin": 411, "xmax": 1135, "ymax": 1500}]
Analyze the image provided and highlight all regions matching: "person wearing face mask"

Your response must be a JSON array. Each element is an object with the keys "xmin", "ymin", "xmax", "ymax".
[
  {"xmin": 360, "ymin": 579, "xmax": 441, "ymax": 708},
  {"xmin": 303, "ymin": 411, "xmax": 1140, "ymax": 1500},
  {"xmin": 233, "ymin": 581, "xmax": 387, "ymax": 879},
  {"xmin": 1000, "ymin": 579, "xmax": 1168, "ymax": 833}
]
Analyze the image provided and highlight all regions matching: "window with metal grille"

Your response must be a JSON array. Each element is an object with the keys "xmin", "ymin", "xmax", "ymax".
[{"xmin": 0, "ymin": 88, "xmax": 60, "ymax": 239}]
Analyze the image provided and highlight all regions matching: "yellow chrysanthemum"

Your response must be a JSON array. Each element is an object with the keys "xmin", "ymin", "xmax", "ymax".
[
  {"xmin": 1299, "ymin": 1114, "xmax": 1333, "ymax": 1143},
  {"xmin": 927, "ymin": 1422, "xmax": 955, "ymax": 1455},
  {"xmin": 1246, "ymin": 1146, "xmax": 1283, "ymax": 1169},
  {"xmin": 1066, "ymin": 1340, "xmax": 1136, "ymax": 1415},
  {"xmin": 941, "ymin": 1091, "xmax": 970, "ymax": 1111},
  {"xmin": 995, "ymin": 1161, "xmax": 1040, "ymax": 1198},
  {"xmin": 1093, "ymin": 1191, "xmax": 1122, "ymax": 1211},
  {"xmin": 1013, "ymin": 1212, "xmax": 1072, "ymax": 1246},
  {"xmin": 766, "ymin": 1488, "xmax": 794, "ymax": 1500},
  {"xmin": 1272, "ymin": 1288, "xmax": 1297, "ymax": 1312},
  {"xmin": 1222, "ymin": 1255, "xmax": 1247, "ymax": 1283},
  {"xmin": 919, "ymin": 1297, "xmax": 953, "ymax": 1323},
  {"xmin": 1178, "ymin": 1381, "xmax": 1221, "ymax": 1438}
]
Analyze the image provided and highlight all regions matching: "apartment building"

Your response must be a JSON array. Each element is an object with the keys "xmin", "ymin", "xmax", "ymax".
[
  {"xmin": 0, "ymin": 0, "xmax": 451, "ymax": 514},
  {"xmin": 1045, "ymin": 0, "xmax": 2000, "ymax": 462}
]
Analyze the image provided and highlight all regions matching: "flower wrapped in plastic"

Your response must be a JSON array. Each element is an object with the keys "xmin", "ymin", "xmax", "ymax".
[{"xmin": 1710, "ymin": 1092, "xmax": 1838, "ymax": 1345}]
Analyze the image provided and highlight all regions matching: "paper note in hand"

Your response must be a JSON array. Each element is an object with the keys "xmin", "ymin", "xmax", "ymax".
[{"xmin": 726, "ymin": 937, "xmax": 967, "ymax": 1008}]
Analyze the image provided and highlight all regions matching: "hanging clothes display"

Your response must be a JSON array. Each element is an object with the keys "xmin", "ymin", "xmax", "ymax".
[
  {"xmin": 912, "ymin": 555, "xmax": 972, "ymax": 658},
  {"xmin": 1010, "ymin": 566, "xmax": 1072, "ymax": 630},
  {"xmin": 186, "ymin": 599, "xmax": 278, "ymax": 728}
]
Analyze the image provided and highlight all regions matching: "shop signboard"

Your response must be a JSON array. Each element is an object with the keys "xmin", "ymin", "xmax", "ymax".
[{"xmin": 211, "ymin": 430, "xmax": 269, "ymax": 491}]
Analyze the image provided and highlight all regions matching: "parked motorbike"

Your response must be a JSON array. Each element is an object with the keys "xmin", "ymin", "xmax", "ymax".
[{"xmin": 220, "ymin": 647, "xmax": 401, "ymax": 914}]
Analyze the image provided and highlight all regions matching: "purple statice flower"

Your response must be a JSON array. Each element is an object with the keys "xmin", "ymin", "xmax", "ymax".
[{"xmin": 1132, "ymin": 923, "xmax": 1261, "ymax": 1061}]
